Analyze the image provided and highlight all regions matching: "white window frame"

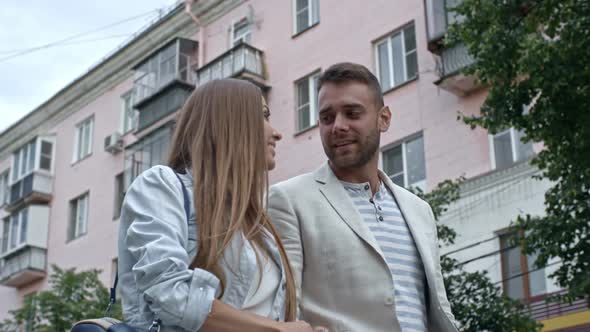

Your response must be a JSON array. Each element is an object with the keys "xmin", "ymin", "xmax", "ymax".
[
  {"xmin": 1, "ymin": 217, "xmax": 9, "ymax": 254},
  {"xmin": 120, "ymin": 92, "xmax": 137, "ymax": 134},
  {"xmin": 2, "ymin": 208, "xmax": 29, "ymax": 255},
  {"xmin": 69, "ymin": 193, "xmax": 89, "ymax": 241},
  {"xmin": 231, "ymin": 18, "xmax": 251, "ymax": 47},
  {"xmin": 11, "ymin": 140, "xmax": 36, "ymax": 184},
  {"xmin": 292, "ymin": 0, "xmax": 319, "ymax": 35},
  {"xmin": 489, "ymin": 128, "xmax": 533, "ymax": 170},
  {"xmin": 38, "ymin": 138, "xmax": 55, "ymax": 173},
  {"xmin": 295, "ymin": 72, "xmax": 321, "ymax": 132},
  {"xmin": 73, "ymin": 116, "xmax": 94, "ymax": 163},
  {"xmin": 0, "ymin": 171, "xmax": 9, "ymax": 207},
  {"xmin": 9, "ymin": 137, "xmax": 55, "ymax": 186},
  {"xmin": 374, "ymin": 24, "xmax": 418, "ymax": 91},
  {"xmin": 382, "ymin": 134, "xmax": 426, "ymax": 191}
]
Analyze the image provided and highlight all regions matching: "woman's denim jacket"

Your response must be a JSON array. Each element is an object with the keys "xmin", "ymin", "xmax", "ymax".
[{"xmin": 117, "ymin": 166, "xmax": 288, "ymax": 331}]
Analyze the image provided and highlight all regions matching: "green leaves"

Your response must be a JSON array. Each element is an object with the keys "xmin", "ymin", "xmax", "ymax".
[
  {"xmin": 0, "ymin": 265, "xmax": 122, "ymax": 332},
  {"xmin": 449, "ymin": 0, "xmax": 590, "ymax": 301},
  {"xmin": 418, "ymin": 180, "xmax": 541, "ymax": 331}
]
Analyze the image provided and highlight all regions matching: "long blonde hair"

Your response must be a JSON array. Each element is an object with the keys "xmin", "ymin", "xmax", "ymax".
[{"xmin": 168, "ymin": 79, "xmax": 296, "ymax": 321}]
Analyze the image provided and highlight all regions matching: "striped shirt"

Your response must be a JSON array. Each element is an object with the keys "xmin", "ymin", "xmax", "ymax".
[{"xmin": 341, "ymin": 180, "xmax": 427, "ymax": 332}]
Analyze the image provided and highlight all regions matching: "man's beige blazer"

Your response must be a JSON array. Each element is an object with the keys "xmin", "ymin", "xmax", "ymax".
[{"xmin": 269, "ymin": 163, "xmax": 458, "ymax": 332}]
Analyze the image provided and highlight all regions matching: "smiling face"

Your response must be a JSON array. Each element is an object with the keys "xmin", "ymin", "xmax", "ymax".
[
  {"xmin": 318, "ymin": 81, "xmax": 391, "ymax": 172},
  {"xmin": 262, "ymin": 97, "xmax": 282, "ymax": 170}
]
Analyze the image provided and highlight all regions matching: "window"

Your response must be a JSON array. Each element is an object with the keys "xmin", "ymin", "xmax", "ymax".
[
  {"xmin": 68, "ymin": 193, "xmax": 89, "ymax": 241},
  {"xmin": 375, "ymin": 24, "xmax": 418, "ymax": 91},
  {"xmin": 293, "ymin": 0, "xmax": 319, "ymax": 35},
  {"xmin": 383, "ymin": 134, "xmax": 426, "ymax": 190},
  {"xmin": 490, "ymin": 128, "xmax": 534, "ymax": 170},
  {"xmin": 39, "ymin": 140, "xmax": 53, "ymax": 171},
  {"xmin": 1, "ymin": 218, "xmax": 9, "ymax": 253},
  {"xmin": 0, "ymin": 171, "xmax": 8, "ymax": 206},
  {"xmin": 11, "ymin": 137, "xmax": 54, "ymax": 184},
  {"xmin": 12, "ymin": 140, "xmax": 36, "ymax": 183},
  {"xmin": 124, "ymin": 125, "xmax": 173, "ymax": 187},
  {"xmin": 113, "ymin": 173, "xmax": 125, "ymax": 220},
  {"xmin": 133, "ymin": 40, "xmax": 189, "ymax": 103},
  {"xmin": 231, "ymin": 18, "xmax": 251, "ymax": 46},
  {"xmin": 296, "ymin": 72, "xmax": 320, "ymax": 132},
  {"xmin": 500, "ymin": 232, "xmax": 547, "ymax": 300},
  {"xmin": 2, "ymin": 208, "xmax": 29, "ymax": 252},
  {"xmin": 121, "ymin": 92, "xmax": 137, "ymax": 134},
  {"xmin": 73, "ymin": 117, "xmax": 94, "ymax": 162}
]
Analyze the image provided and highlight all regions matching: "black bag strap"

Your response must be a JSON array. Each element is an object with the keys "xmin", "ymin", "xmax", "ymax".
[{"xmin": 107, "ymin": 168, "xmax": 191, "ymax": 325}]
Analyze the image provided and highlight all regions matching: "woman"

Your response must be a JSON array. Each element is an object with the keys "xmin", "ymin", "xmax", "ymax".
[{"xmin": 118, "ymin": 79, "xmax": 322, "ymax": 331}]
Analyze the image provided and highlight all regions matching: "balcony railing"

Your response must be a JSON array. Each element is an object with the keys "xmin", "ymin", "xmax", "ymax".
[
  {"xmin": 195, "ymin": 42, "xmax": 265, "ymax": 87},
  {"xmin": 434, "ymin": 43, "xmax": 480, "ymax": 96},
  {"xmin": 0, "ymin": 246, "xmax": 47, "ymax": 287},
  {"xmin": 436, "ymin": 43, "xmax": 475, "ymax": 78},
  {"xmin": 8, "ymin": 171, "xmax": 53, "ymax": 209},
  {"xmin": 526, "ymin": 290, "xmax": 589, "ymax": 321}
]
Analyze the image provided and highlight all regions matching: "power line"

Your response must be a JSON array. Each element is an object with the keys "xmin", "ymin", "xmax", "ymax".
[
  {"xmin": 438, "ymin": 174, "xmax": 532, "ymax": 222},
  {"xmin": 455, "ymin": 244, "xmax": 518, "ymax": 268},
  {"xmin": 0, "ymin": 8, "xmax": 160, "ymax": 62},
  {"xmin": 493, "ymin": 261, "xmax": 562, "ymax": 286},
  {"xmin": 442, "ymin": 235, "xmax": 500, "ymax": 258},
  {"xmin": 30, "ymin": 33, "xmax": 133, "ymax": 48}
]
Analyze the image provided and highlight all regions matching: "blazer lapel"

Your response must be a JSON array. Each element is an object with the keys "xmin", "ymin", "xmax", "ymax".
[
  {"xmin": 380, "ymin": 171, "xmax": 437, "ymax": 285},
  {"xmin": 315, "ymin": 163, "xmax": 386, "ymax": 260}
]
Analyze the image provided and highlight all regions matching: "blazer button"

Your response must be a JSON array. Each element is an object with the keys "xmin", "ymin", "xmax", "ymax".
[{"xmin": 385, "ymin": 296, "xmax": 394, "ymax": 306}]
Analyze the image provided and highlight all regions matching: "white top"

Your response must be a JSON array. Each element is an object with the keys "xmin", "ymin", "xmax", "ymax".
[{"xmin": 241, "ymin": 248, "xmax": 281, "ymax": 316}]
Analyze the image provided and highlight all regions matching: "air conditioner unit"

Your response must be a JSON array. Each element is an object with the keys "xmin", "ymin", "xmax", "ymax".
[{"xmin": 104, "ymin": 132, "xmax": 123, "ymax": 154}]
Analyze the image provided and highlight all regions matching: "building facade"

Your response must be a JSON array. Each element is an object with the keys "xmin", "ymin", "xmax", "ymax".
[{"xmin": 0, "ymin": 0, "xmax": 588, "ymax": 330}]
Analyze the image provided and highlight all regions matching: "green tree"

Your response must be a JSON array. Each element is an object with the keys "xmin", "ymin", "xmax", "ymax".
[
  {"xmin": 0, "ymin": 265, "xmax": 122, "ymax": 332},
  {"xmin": 448, "ymin": 0, "xmax": 590, "ymax": 300},
  {"xmin": 415, "ymin": 179, "xmax": 542, "ymax": 331}
]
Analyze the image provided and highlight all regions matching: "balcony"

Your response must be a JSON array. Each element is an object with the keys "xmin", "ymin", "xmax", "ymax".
[
  {"xmin": 0, "ymin": 205, "xmax": 49, "ymax": 287},
  {"xmin": 7, "ymin": 171, "xmax": 53, "ymax": 211},
  {"xmin": 424, "ymin": 0, "xmax": 463, "ymax": 51},
  {"xmin": 0, "ymin": 247, "xmax": 46, "ymax": 287},
  {"xmin": 132, "ymin": 38, "xmax": 198, "ymax": 132},
  {"xmin": 195, "ymin": 42, "xmax": 267, "ymax": 90},
  {"xmin": 523, "ymin": 290, "xmax": 590, "ymax": 330},
  {"xmin": 435, "ymin": 43, "xmax": 480, "ymax": 96}
]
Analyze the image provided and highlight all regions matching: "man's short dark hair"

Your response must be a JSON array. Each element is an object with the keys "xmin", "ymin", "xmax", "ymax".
[{"xmin": 318, "ymin": 62, "xmax": 384, "ymax": 109}]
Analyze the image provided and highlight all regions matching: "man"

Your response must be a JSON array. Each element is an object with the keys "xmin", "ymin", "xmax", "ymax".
[{"xmin": 268, "ymin": 63, "xmax": 458, "ymax": 332}]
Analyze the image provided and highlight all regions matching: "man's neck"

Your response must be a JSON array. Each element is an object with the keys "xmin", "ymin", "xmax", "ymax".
[{"xmin": 329, "ymin": 158, "xmax": 381, "ymax": 195}]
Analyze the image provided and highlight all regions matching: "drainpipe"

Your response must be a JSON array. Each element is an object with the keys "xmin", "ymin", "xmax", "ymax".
[{"xmin": 185, "ymin": 0, "xmax": 205, "ymax": 66}]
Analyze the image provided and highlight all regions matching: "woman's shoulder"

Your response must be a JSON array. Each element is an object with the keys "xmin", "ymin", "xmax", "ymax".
[
  {"xmin": 122, "ymin": 165, "xmax": 189, "ymax": 225},
  {"xmin": 128, "ymin": 165, "xmax": 178, "ymax": 191}
]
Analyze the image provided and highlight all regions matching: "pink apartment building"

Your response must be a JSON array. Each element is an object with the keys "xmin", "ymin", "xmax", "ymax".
[{"xmin": 0, "ymin": 0, "xmax": 588, "ymax": 330}]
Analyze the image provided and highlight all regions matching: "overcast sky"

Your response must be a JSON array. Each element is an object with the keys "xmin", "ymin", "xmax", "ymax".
[{"xmin": 0, "ymin": 0, "xmax": 179, "ymax": 133}]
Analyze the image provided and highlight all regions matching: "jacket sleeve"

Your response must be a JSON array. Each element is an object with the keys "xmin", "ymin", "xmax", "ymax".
[
  {"xmin": 122, "ymin": 166, "xmax": 220, "ymax": 331},
  {"xmin": 267, "ymin": 184, "xmax": 303, "ymax": 319}
]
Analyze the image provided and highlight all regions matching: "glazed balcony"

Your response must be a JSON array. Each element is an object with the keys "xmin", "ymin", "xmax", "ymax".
[
  {"xmin": 132, "ymin": 38, "xmax": 198, "ymax": 132},
  {"xmin": 195, "ymin": 42, "xmax": 267, "ymax": 90}
]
